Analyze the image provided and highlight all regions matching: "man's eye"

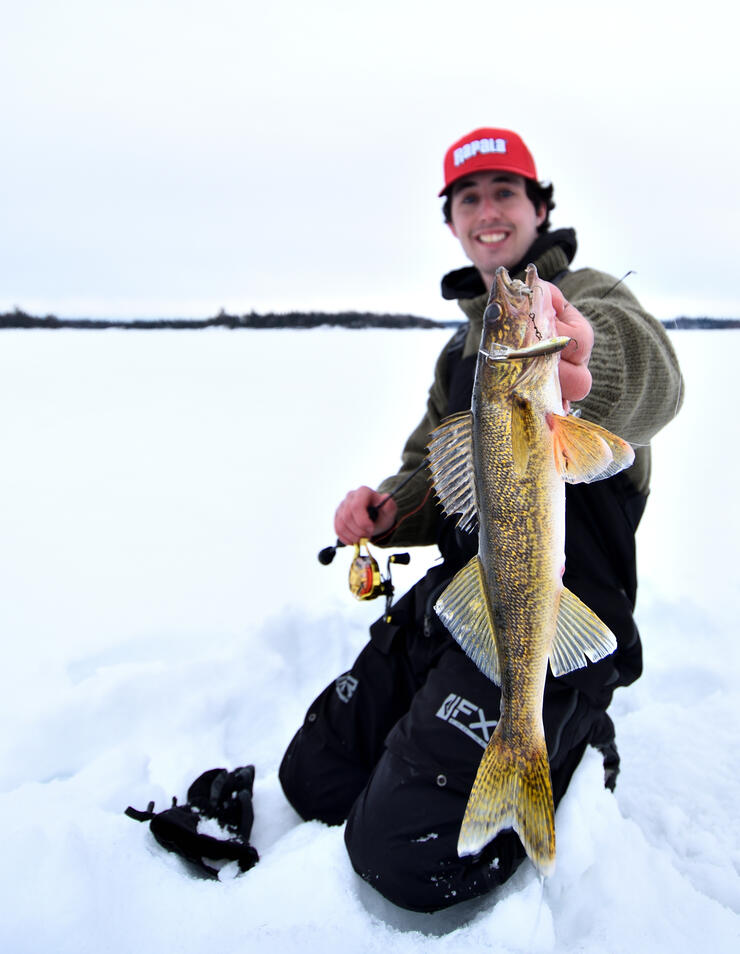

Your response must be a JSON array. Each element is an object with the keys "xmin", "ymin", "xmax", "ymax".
[{"xmin": 460, "ymin": 193, "xmax": 477, "ymax": 204}]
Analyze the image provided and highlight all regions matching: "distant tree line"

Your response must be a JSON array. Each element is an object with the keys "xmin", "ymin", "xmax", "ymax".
[
  {"xmin": 0, "ymin": 308, "xmax": 461, "ymax": 331},
  {"xmin": 666, "ymin": 317, "xmax": 740, "ymax": 329},
  {"xmin": 1, "ymin": 308, "xmax": 738, "ymax": 331}
]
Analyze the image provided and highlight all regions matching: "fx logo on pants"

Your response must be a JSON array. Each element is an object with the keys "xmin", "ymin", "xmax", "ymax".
[{"xmin": 436, "ymin": 693, "xmax": 497, "ymax": 749}]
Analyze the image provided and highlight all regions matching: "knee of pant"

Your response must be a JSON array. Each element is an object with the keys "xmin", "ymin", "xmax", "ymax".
[
  {"xmin": 344, "ymin": 803, "xmax": 443, "ymax": 913},
  {"xmin": 345, "ymin": 800, "xmax": 525, "ymax": 913},
  {"xmin": 278, "ymin": 733, "xmax": 313, "ymax": 820},
  {"xmin": 343, "ymin": 761, "xmax": 470, "ymax": 913},
  {"xmin": 344, "ymin": 751, "xmax": 527, "ymax": 913},
  {"xmin": 279, "ymin": 726, "xmax": 368, "ymax": 827}
]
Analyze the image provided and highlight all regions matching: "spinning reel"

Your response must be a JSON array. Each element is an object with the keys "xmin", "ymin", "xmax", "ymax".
[
  {"xmin": 318, "ymin": 537, "xmax": 409, "ymax": 622},
  {"xmin": 348, "ymin": 538, "xmax": 410, "ymax": 604}
]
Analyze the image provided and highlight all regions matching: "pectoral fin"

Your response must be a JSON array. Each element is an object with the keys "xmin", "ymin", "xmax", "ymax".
[
  {"xmin": 434, "ymin": 556, "xmax": 501, "ymax": 685},
  {"xmin": 549, "ymin": 587, "xmax": 618, "ymax": 676},
  {"xmin": 549, "ymin": 413, "xmax": 635, "ymax": 484},
  {"xmin": 427, "ymin": 411, "xmax": 478, "ymax": 532},
  {"xmin": 511, "ymin": 395, "xmax": 538, "ymax": 477}
]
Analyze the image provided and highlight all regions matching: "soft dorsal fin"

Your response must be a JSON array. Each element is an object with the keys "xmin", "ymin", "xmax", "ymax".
[
  {"xmin": 427, "ymin": 410, "xmax": 478, "ymax": 532},
  {"xmin": 549, "ymin": 413, "xmax": 635, "ymax": 484},
  {"xmin": 550, "ymin": 587, "xmax": 617, "ymax": 676},
  {"xmin": 434, "ymin": 556, "xmax": 501, "ymax": 685}
]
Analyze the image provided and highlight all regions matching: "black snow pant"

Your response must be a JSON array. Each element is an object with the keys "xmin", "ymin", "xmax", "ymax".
[{"xmin": 279, "ymin": 591, "xmax": 617, "ymax": 913}]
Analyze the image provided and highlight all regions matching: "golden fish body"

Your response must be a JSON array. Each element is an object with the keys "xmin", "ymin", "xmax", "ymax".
[{"xmin": 428, "ymin": 264, "xmax": 634, "ymax": 876}]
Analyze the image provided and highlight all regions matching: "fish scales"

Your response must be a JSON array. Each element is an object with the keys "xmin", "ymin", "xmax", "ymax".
[{"xmin": 427, "ymin": 264, "xmax": 635, "ymax": 876}]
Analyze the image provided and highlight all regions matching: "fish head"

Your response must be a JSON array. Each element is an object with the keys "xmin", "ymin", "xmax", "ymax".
[
  {"xmin": 487, "ymin": 264, "xmax": 558, "ymax": 349},
  {"xmin": 476, "ymin": 264, "xmax": 561, "ymax": 402}
]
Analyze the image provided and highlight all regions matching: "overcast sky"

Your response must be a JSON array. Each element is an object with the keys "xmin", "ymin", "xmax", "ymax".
[{"xmin": 2, "ymin": 1, "xmax": 737, "ymax": 322}]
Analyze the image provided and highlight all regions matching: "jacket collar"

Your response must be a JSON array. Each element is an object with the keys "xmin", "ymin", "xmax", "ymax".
[
  {"xmin": 442, "ymin": 228, "xmax": 579, "ymax": 357},
  {"xmin": 440, "ymin": 227, "xmax": 578, "ymax": 302}
]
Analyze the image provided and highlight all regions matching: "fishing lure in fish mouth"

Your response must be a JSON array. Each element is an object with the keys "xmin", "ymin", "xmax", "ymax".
[{"xmin": 479, "ymin": 335, "xmax": 573, "ymax": 364}]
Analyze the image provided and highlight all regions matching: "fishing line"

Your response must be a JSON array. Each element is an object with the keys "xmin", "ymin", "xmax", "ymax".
[
  {"xmin": 600, "ymin": 270, "xmax": 636, "ymax": 299},
  {"xmin": 372, "ymin": 484, "xmax": 434, "ymax": 544},
  {"xmin": 526, "ymin": 874, "xmax": 548, "ymax": 954}
]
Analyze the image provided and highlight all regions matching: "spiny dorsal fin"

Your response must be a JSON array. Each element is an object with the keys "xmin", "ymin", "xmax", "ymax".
[
  {"xmin": 550, "ymin": 413, "xmax": 635, "ymax": 484},
  {"xmin": 434, "ymin": 556, "xmax": 501, "ymax": 685},
  {"xmin": 550, "ymin": 586, "xmax": 618, "ymax": 676},
  {"xmin": 427, "ymin": 410, "xmax": 477, "ymax": 532}
]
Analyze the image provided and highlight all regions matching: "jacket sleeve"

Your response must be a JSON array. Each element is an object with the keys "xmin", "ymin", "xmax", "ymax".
[
  {"xmin": 561, "ymin": 268, "xmax": 684, "ymax": 445},
  {"xmin": 373, "ymin": 334, "xmax": 458, "ymax": 547}
]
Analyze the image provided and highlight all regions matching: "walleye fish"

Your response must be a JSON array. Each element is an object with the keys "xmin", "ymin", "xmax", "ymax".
[{"xmin": 427, "ymin": 264, "xmax": 634, "ymax": 876}]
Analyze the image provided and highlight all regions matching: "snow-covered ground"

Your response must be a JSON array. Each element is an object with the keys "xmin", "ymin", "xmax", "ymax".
[{"xmin": 1, "ymin": 327, "xmax": 738, "ymax": 953}]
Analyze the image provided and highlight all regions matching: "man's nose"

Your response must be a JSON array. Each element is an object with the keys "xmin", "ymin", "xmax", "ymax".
[{"xmin": 478, "ymin": 196, "xmax": 501, "ymax": 219}]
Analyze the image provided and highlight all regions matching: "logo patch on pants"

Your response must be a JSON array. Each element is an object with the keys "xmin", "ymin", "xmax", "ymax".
[
  {"xmin": 335, "ymin": 673, "xmax": 359, "ymax": 703},
  {"xmin": 436, "ymin": 693, "xmax": 497, "ymax": 749}
]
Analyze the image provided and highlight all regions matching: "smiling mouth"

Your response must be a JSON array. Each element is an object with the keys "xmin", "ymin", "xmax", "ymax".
[{"xmin": 477, "ymin": 231, "xmax": 508, "ymax": 245}]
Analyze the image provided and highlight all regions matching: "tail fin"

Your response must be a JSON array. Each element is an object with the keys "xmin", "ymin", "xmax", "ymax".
[{"xmin": 458, "ymin": 728, "xmax": 556, "ymax": 877}]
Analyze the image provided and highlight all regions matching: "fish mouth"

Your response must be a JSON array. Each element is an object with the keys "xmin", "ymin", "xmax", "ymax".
[
  {"xmin": 490, "ymin": 266, "xmax": 531, "ymax": 313},
  {"xmin": 494, "ymin": 265, "xmax": 525, "ymax": 295}
]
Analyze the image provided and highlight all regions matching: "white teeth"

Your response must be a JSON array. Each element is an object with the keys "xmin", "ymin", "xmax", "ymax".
[{"xmin": 478, "ymin": 232, "xmax": 506, "ymax": 244}]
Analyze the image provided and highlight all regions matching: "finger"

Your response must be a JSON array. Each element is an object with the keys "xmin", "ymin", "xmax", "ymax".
[
  {"xmin": 335, "ymin": 495, "xmax": 369, "ymax": 543},
  {"xmin": 371, "ymin": 496, "xmax": 398, "ymax": 535},
  {"xmin": 548, "ymin": 282, "xmax": 567, "ymax": 317},
  {"xmin": 558, "ymin": 314, "xmax": 593, "ymax": 366},
  {"xmin": 559, "ymin": 358, "xmax": 592, "ymax": 403},
  {"xmin": 335, "ymin": 488, "xmax": 386, "ymax": 543}
]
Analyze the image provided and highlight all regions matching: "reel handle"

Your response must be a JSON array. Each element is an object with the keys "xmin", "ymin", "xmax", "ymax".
[{"xmin": 318, "ymin": 541, "xmax": 344, "ymax": 565}]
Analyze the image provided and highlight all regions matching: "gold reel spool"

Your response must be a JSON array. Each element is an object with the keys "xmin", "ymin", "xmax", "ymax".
[
  {"xmin": 348, "ymin": 538, "xmax": 383, "ymax": 600},
  {"xmin": 347, "ymin": 539, "xmax": 411, "ymax": 623}
]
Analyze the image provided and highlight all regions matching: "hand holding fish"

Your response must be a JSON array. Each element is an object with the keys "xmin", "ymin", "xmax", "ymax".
[
  {"xmin": 547, "ymin": 281, "xmax": 594, "ymax": 406},
  {"xmin": 334, "ymin": 486, "xmax": 398, "ymax": 545}
]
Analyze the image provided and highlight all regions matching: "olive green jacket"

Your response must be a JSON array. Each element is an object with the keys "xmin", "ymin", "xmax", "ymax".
[{"xmin": 377, "ymin": 242, "xmax": 684, "ymax": 547}]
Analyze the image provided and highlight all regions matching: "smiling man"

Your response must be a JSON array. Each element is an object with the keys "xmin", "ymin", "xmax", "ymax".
[{"xmin": 279, "ymin": 127, "xmax": 684, "ymax": 912}]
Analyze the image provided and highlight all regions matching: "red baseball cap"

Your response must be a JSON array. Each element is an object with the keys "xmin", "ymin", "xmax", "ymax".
[{"xmin": 439, "ymin": 127, "xmax": 538, "ymax": 196}]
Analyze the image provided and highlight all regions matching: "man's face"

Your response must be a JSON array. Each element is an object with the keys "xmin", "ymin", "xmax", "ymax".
[{"xmin": 447, "ymin": 173, "xmax": 546, "ymax": 289}]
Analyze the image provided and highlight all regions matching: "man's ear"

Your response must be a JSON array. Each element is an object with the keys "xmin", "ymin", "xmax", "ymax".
[
  {"xmin": 536, "ymin": 203, "xmax": 547, "ymax": 227},
  {"xmin": 446, "ymin": 220, "xmax": 459, "ymax": 239}
]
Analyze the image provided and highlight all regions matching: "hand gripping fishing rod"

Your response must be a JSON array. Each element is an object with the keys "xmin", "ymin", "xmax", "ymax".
[
  {"xmin": 317, "ymin": 460, "xmax": 426, "ymax": 566},
  {"xmin": 317, "ymin": 461, "xmax": 427, "ymax": 618}
]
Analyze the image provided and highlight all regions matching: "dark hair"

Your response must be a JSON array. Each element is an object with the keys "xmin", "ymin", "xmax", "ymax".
[{"xmin": 442, "ymin": 178, "xmax": 555, "ymax": 233}]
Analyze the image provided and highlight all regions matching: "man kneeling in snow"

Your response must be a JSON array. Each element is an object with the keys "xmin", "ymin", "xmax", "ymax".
[{"xmin": 279, "ymin": 127, "xmax": 683, "ymax": 912}]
